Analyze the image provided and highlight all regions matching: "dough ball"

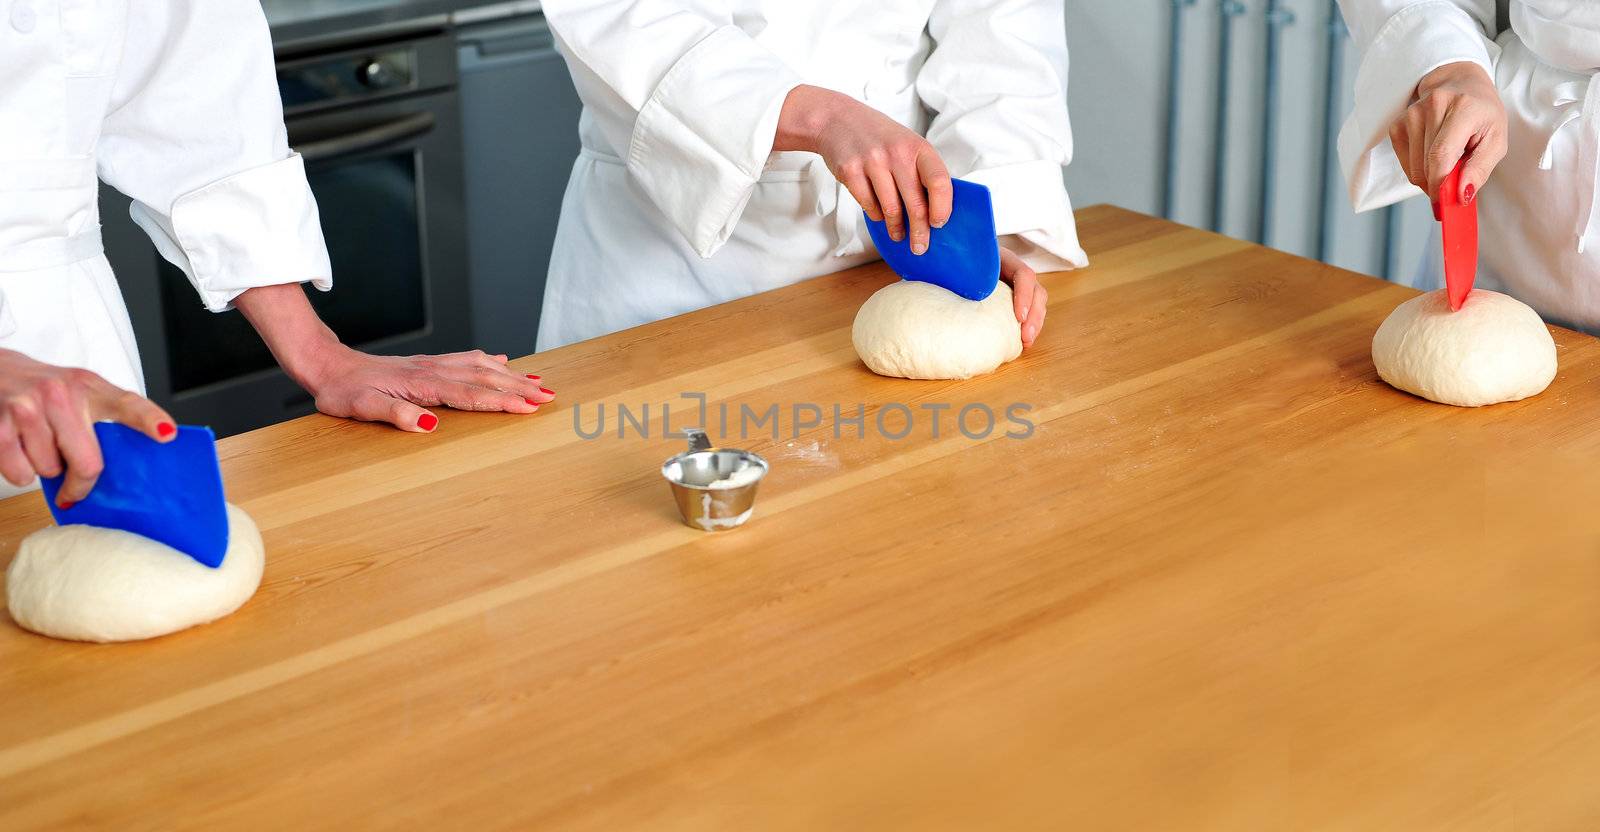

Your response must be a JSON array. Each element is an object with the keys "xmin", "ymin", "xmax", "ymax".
[
  {"xmin": 6, "ymin": 504, "xmax": 264, "ymax": 643},
  {"xmin": 852, "ymin": 280, "xmax": 1023, "ymax": 379},
  {"xmin": 1372, "ymin": 288, "xmax": 1557, "ymax": 407}
]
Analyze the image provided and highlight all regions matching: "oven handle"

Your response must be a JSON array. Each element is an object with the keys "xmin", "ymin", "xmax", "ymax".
[{"xmin": 293, "ymin": 111, "xmax": 437, "ymax": 163}]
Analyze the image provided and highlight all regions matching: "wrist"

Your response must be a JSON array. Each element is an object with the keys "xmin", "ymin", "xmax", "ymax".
[
  {"xmin": 282, "ymin": 337, "xmax": 354, "ymax": 396},
  {"xmin": 232, "ymin": 284, "xmax": 348, "ymax": 395},
  {"xmin": 774, "ymin": 84, "xmax": 852, "ymax": 154},
  {"xmin": 1417, "ymin": 60, "xmax": 1490, "ymax": 96}
]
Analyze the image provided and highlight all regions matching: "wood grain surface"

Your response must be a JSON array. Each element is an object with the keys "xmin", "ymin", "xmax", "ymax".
[{"xmin": 2, "ymin": 206, "xmax": 1599, "ymax": 830}]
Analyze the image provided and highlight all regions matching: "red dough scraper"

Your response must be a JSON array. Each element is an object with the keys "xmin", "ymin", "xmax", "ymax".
[{"xmin": 1439, "ymin": 158, "xmax": 1478, "ymax": 311}]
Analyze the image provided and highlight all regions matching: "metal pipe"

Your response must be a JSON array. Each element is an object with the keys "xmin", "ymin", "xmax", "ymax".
[
  {"xmin": 1162, "ymin": 0, "xmax": 1197, "ymax": 220},
  {"xmin": 1257, "ymin": 0, "xmax": 1294, "ymax": 246},
  {"xmin": 1212, "ymin": 0, "xmax": 1248, "ymax": 233},
  {"xmin": 1317, "ymin": 1, "xmax": 1348, "ymax": 263}
]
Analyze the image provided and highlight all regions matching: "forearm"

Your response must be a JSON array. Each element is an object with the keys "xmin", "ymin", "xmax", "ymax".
[{"xmin": 233, "ymin": 284, "xmax": 346, "ymax": 393}]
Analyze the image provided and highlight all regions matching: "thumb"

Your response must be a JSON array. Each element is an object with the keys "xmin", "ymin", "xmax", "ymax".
[
  {"xmin": 1460, "ymin": 150, "xmax": 1498, "ymax": 206},
  {"xmin": 363, "ymin": 390, "xmax": 437, "ymax": 433}
]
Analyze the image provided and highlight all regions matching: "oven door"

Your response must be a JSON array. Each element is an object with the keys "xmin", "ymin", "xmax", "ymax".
[{"xmin": 112, "ymin": 89, "xmax": 471, "ymax": 437}]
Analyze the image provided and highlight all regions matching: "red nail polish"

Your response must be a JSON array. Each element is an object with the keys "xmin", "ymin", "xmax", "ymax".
[
  {"xmin": 58, "ymin": 500, "xmax": 75, "ymax": 511},
  {"xmin": 539, "ymin": 387, "xmax": 554, "ymax": 396},
  {"xmin": 525, "ymin": 374, "xmax": 541, "ymax": 381},
  {"xmin": 1432, "ymin": 199, "xmax": 1442, "ymax": 222},
  {"xmin": 417, "ymin": 413, "xmax": 438, "ymax": 432},
  {"xmin": 1464, "ymin": 184, "xmax": 1476, "ymax": 204},
  {"xmin": 524, "ymin": 398, "xmax": 539, "ymax": 406},
  {"xmin": 157, "ymin": 422, "xmax": 176, "ymax": 438}
]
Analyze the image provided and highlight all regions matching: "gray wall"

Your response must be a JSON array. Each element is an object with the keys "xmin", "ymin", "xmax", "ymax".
[{"xmin": 1064, "ymin": 0, "xmax": 1433, "ymax": 282}]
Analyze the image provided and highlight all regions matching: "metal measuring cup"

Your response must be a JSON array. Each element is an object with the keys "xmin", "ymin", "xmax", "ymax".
[{"xmin": 660, "ymin": 428, "xmax": 770, "ymax": 531}]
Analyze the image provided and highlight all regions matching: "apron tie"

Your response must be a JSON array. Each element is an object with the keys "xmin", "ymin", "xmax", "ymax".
[
  {"xmin": 1538, "ymin": 73, "xmax": 1600, "ymax": 254},
  {"xmin": 808, "ymin": 159, "xmax": 869, "ymax": 258},
  {"xmin": 0, "ymin": 226, "xmax": 105, "ymax": 340},
  {"xmin": 0, "ymin": 226, "xmax": 105, "ymax": 273}
]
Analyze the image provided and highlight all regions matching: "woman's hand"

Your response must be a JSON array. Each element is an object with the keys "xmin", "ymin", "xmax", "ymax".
[
  {"xmin": 775, "ymin": 84, "xmax": 954, "ymax": 256},
  {"xmin": 1389, "ymin": 61, "xmax": 1507, "ymax": 207},
  {"xmin": 0, "ymin": 349, "xmax": 175, "ymax": 506},
  {"xmin": 234, "ymin": 284, "xmax": 554, "ymax": 433},
  {"xmin": 297, "ymin": 345, "xmax": 554, "ymax": 432},
  {"xmin": 1001, "ymin": 247, "xmax": 1047, "ymax": 350}
]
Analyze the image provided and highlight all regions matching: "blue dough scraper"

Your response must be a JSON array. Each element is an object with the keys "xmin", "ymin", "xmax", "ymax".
[
  {"xmin": 865, "ymin": 177, "xmax": 1001, "ymax": 301},
  {"xmin": 40, "ymin": 423, "xmax": 230, "ymax": 568}
]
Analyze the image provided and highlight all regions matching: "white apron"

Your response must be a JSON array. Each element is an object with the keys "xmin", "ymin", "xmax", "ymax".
[
  {"xmin": 0, "ymin": 0, "xmax": 331, "ymax": 494},
  {"xmin": 537, "ymin": 0, "xmax": 1088, "ymax": 349},
  {"xmin": 1339, "ymin": 0, "xmax": 1600, "ymax": 330}
]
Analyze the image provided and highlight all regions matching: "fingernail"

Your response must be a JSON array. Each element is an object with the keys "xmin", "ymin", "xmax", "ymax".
[
  {"xmin": 1024, "ymin": 325, "xmax": 1037, "ymax": 342},
  {"xmin": 524, "ymin": 398, "xmax": 541, "ymax": 406},
  {"xmin": 525, "ymin": 374, "xmax": 541, "ymax": 381},
  {"xmin": 1432, "ymin": 199, "xmax": 1442, "ymax": 221},
  {"xmin": 539, "ymin": 387, "xmax": 554, "ymax": 396},
  {"xmin": 58, "ymin": 500, "xmax": 76, "ymax": 511},
  {"xmin": 1464, "ymin": 184, "xmax": 1476, "ymax": 204},
  {"xmin": 157, "ymin": 422, "xmax": 176, "ymax": 438},
  {"xmin": 417, "ymin": 413, "xmax": 438, "ymax": 432},
  {"xmin": 911, "ymin": 241, "xmax": 927, "ymax": 255},
  {"xmin": 1020, "ymin": 306, "xmax": 1030, "ymax": 321},
  {"xmin": 933, "ymin": 218, "xmax": 947, "ymax": 228}
]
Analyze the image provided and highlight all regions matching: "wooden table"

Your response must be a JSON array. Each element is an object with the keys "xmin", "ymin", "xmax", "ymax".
[{"xmin": 3, "ymin": 206, "xmax": 1600, "ymax": 830}]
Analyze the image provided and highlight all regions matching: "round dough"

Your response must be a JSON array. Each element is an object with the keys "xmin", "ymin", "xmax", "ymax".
[
  {"xmin": 1372, "ymin": 288, "xmax": 1557, "ymax": 407},
  {"xmin": 853, "ymin": 280, "xmax": 1023, "ymax": 379},
  {"xmin": 6, "ymin": 504, "xmax": 264, "ymax": 643}
]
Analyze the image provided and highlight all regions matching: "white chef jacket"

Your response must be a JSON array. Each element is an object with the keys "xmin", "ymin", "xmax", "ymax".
[
  {"xmin": 1338, "ymin": 0, "xmax": 1600, "ymax": 331},
  {"xmin": 536, "ymin": 0, "xmax": 1089, "ymax": 349},
  {"xmin": 0, "ymin": 0, "xmax": 331, "ymax": 395}
]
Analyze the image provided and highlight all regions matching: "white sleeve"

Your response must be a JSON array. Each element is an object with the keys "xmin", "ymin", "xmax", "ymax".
[
  {"xmin": 95, "ymin": 0, "xmax": 331, "ymax": 313},
  {"xmin": 1336, "ymin": 0, "xmax": 1500, "ymax": 212},
  {"xmin": 543, "ymin": 1, "xmax": 804, "ymax": 258},
  {"xmin": 918, "ymin": 0, "xmax": 1088, "ymax": 273}
]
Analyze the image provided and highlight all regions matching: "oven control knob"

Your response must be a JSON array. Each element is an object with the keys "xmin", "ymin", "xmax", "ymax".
[{"xmin": 358, "ymin": 59, "xmax": 400, "ymax": 91}]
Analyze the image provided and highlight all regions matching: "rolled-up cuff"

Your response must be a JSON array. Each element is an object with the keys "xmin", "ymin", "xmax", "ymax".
[
  {"xmin": 627, "ymin": 26, "xmax": 804, "ymax": 258},
  {"xmin": 1341, "ymin": 2, "xmax": 1496, "ymax": 213},
  {"xmin": 965, "ymin": 160, "xmax": 1088, "ymax": 271},
  {"xmin": 131, "ymin": 153, "xmax": 332, "ymax": 312}
]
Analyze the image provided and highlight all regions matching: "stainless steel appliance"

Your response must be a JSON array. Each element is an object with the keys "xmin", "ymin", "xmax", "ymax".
[
  {"xmin": 456, "ymin": 8, "xmax": 581, "ymax": 358},
  {"xmin": 106, "ymin": 24, "xmax": 472, "ymax": 437}
]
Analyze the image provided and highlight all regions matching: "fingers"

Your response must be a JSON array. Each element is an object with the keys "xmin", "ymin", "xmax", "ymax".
[
  {"xmin": 1407, "ymin": 109, "xmax": 1426, "ymax": 192},
  {"xmin": 1023, "ymin": 284, "xmax": 1048, "ymax": 349},
  {"xmin": 0, "ymin": 416, "xmax": 33, "ymax": 487},
  {"xmin": 869, "ymin": 164, "xmax": 904, "ymax": 242},
  {"xmin": 428, "ymin": 362, "xmax": 553, "ymax": 407},
  {"xmin": 11, "ymin": 394, "xmax": 61, "ymax": 482},
  {"xmin": 44, "ymin": 390, "xmax": 103, "ymax": 508},
  {"xmin": 893, "ymin": 156, "xmax": 931, "ymax": 255},
  {"xmin": 1421, "ymin": 104, "xmax": 1477, "ymax": 202},
  {"xmin": 838, "ymin": 162, "xmax": 882, "ymax": 223},
  {"xmin": 1397, "ymin": 83, "xmax": 1506, "ymax": 208},
  {"xmin": 1417, "ymin": 98, "xmax": 1448, "ymax": 202},
  {"xmin": 406, "ymin": 375, "xmax": 541, "ymax": 415},
  {"xmin": 918, "ymin": 150, "xmax": 954, "ymax": 229},
  {"xmin": 1460, "ymin": 126, "xmax": 1506, "ymax": 204},
  {"xmin": 1000, "ymin": 248, "xmax": 1048, "ymax": 347}
]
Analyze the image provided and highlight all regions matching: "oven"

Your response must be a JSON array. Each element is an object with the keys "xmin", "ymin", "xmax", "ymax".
[{"xmin": 107, "ymin": 26, "xmax": 472, "ymax": 437}]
